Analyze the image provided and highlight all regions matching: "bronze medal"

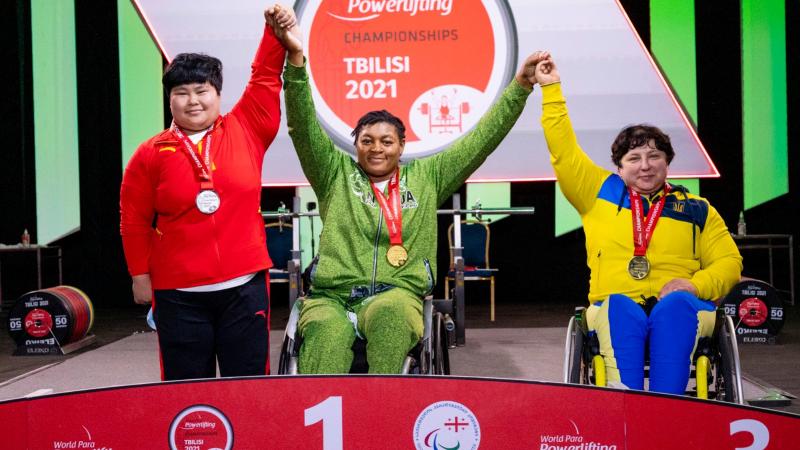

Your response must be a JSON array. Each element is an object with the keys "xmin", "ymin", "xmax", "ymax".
[
  {"xmin": 386, "ymin": 244, "xmax": 408, "ymax": 267},
  {"xmin": 628, "ymin": 255, "xmax": 650, "ymax": 280}
]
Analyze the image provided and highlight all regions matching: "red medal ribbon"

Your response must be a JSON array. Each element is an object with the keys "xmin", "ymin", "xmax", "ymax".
[
  {"xmin": 370, "ymin": 170, "xmax": 403, "ymax": 246},
  {"xmin": 172, "ymin": 122, "xmax": 215, "ymax": 190},
  {"xmin": 629, "ymin": 184, "xmax": 670, "ymax": 257}
]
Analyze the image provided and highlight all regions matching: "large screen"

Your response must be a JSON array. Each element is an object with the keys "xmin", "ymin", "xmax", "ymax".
[{"xmin": 133, "ymin": 0, "xmax": 718, "ymax": 185}]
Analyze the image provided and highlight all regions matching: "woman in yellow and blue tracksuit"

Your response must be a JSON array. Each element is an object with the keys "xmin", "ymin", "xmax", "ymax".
[{"xmin": 535, "ymin": 54, "xmax": 742, "ymax": 394}]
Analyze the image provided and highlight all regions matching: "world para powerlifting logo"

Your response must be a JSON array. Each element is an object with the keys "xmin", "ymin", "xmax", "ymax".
[
  {"xmin": 295, "ymin": 0, "xmax": 518, "ymax": 158},
  {"xmin": 538, "ymin": 419, "xmax": 620, "ymax": 450}
]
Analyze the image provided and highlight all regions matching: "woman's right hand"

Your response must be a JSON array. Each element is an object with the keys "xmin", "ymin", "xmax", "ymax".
[
  {"xmin": 132, "ymin": 274, "xmax": 153, "ymax": 305},
  {"xmin": 266, "ymin": 3, "xmax": 303, "ymax": 66}
]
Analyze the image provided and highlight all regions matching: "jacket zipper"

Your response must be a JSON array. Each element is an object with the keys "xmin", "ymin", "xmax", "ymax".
[
  {"xmin": 370, "ymin": 213, "xmax": 383, "ymax": 295},
  {"xmin": 211, "ymin": 214, "xmax": 222, "ymax": 272}
]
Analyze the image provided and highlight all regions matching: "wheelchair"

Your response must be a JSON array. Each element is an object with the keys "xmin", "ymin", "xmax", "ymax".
[
  {"xmin": 563, "ymin": 306, "xmax": 744, "ymax": 404},
  {"xmin": 278, "ymin": 296, "xmax": 451, "ymax": 375}
]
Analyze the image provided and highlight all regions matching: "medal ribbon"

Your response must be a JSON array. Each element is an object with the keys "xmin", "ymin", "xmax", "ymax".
[
  {"xmin": 629, "ymin": 184, "xmax": 670, "ymax": 257},
  {"xmin": 370, "ymin": 170, "xmax": 403, "ymax": 246},
  {"xmin": 172, "ymin": 122, "xmax": 215, "ymax": 190}
]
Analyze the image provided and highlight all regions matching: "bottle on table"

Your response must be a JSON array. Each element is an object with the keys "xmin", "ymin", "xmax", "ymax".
[{"xmin": 737, "ymin": 211, "xmax": 747, "ymax": 236}]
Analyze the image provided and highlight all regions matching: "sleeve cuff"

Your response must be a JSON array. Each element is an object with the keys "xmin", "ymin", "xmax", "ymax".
[
  {"xmin": 510, "ymin": 78, "xmax": 534, "ymax": 97},
  {"xmin": 284, "ymin": 59, "xmax": 308, "ymax": 81},
  {"xmin": 541, "ymin": 82, "xmax": 565, "ymax": 103}
]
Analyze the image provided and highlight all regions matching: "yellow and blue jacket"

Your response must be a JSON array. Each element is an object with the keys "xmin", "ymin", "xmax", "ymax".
[{"xmin": 540, "ymin": 83, "xmax": 742, "ymax": 304}]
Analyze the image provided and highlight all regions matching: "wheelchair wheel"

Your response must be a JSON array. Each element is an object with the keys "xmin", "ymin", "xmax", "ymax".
[
  {"xmin": 278, "ymin": 333, "xmax": 301, "ymax": 375},
  {"xmin": 564, "ymin": 307, "xmax": 591, "ymax": 384},
  {"xmin": 563, "ymin": 316, "xmax": 584, "ymax": 383},
  {"xmin": 277, "ymin": 302, "xmax": 303, "ymax": 375},
  {"xmin": 277, "ymin": 335, "xmax": 290, "ymax": 375},
  {"xmin": 432, "ymin": 312, "xmax": 450, "ymax": 375},
  {"xmin": 716, "ymin": 315, "xmax": 744, "ymax": 404}
]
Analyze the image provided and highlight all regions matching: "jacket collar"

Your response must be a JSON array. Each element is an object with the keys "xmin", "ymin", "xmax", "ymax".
[{"xmin": 153, "ymin": 116, "xmax": 224, "ymax": 145}]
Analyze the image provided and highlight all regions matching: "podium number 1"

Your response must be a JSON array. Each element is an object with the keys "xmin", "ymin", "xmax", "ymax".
[{"xmin": 305, "ymin": 396, "xmax": 343, "ymax": 450}]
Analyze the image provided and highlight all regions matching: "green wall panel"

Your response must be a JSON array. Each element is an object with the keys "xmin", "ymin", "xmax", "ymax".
[
  {"xmin": 650, "ymin": 0, "xmax": 700, "ymax": 201},
  {"xmin": 118, "ymin": 0, "xmax": 164, "ymax": 167},
  {"xmin": 650, "ymin": 0, "xmax": 697, "ymax": 123},
  {"xmin": 742, "ymin": 0, "xmax": 788, "ymax": 209},
  {"xmin": 466, "ymin": 182, "xmax": 510, "ymax": 223},
  {"xmin": 555, "ymin": 183, "xmax": 582, "ymax": 237},
  {"xmin": 32, "ymin": 0, "xmax": 80, "ymax": 244}
]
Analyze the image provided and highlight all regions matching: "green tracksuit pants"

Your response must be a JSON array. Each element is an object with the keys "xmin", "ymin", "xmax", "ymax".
[{"xmin": 297, "ymin": 288, "xmax": 423, "ymax": 374}]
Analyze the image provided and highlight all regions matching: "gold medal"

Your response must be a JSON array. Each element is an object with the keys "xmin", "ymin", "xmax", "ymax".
[
  {"xmin": 628, "ymin": 256, "xmax": 650, "ymax": 280},
  {"xmin": 386, "ymin": 244, "xmax": 408, "ymax": 267}
]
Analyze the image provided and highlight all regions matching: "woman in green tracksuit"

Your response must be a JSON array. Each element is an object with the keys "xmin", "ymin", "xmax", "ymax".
[{"xmin": 268, "ymin": 11, "xmax": 543, "ymax": 373}]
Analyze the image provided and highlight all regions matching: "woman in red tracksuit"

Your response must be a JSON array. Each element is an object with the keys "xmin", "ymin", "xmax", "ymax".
[{"xmin": 120, "ymin": 5, "xmax": 294, "ymax": 380}]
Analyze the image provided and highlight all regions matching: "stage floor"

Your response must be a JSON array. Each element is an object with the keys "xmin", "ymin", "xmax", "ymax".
[{"xmin": 1, "ymin": 301, "xmax": 797, "ymax": 414}]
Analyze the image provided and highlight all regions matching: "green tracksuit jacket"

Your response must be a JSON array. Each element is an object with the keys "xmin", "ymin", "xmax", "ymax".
[
  {"xmin": 285, "ymin": 63, "xmax": 531, "ymax": 374},
  {"xmin": 284, "ymin": 63, "xmax": 531, "ymax": 301}
]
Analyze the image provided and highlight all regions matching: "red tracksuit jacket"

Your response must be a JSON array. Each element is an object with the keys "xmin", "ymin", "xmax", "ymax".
[{"xmin": 120, "ymin": 26, "xmax": 284, "ymax": 290}]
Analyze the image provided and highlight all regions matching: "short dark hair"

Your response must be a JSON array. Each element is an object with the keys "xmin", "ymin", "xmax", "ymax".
[
  {"xmin": 610, "ymin": 124, "xmax": 674, "ymax": 167},
  {"xmin": 163, "ymin": 53, "xmax": 223, "ymax": 95},
  {"xmin": 351, "ymin": 110, "xmax": 406, "ymax": 145}
]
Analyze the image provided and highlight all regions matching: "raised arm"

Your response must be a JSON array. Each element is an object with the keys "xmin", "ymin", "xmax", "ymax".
[
  {"xmin": 423, "ymin": 52, "xmax": 545, "ymax": 205},
  {"xmin": 536, "ymin": 56, "xmax": 610, "ymax": 215},
  {"xmin": 228, "ymin": 4, "xmax": 291, "ymax": 153},
  {"xmin": 268, "ymin": 10, "xmax": 344, "ymax": 196}
]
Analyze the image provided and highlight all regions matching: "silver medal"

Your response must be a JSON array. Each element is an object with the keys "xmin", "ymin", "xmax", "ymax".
[{"xmin": 196, "ymin": 190, "xmax": 221, "ymax": 214}]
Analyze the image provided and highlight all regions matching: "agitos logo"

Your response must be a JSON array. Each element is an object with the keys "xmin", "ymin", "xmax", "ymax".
[
  {"xmin": 295, "ymin": 0, "xmax": 518, "ymax": 158},
  {"xmin": 413, "ymin": 401, "xmax": 481, "ymax": 450}
]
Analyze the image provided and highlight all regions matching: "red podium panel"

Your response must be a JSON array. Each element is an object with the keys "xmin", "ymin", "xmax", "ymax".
[{"xmin": 0, "ymin": 376, "xmax": 796, "ymax": 449}]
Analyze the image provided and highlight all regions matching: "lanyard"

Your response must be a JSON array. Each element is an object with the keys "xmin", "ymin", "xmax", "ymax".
[
  {"xmin": 370, "ymin": 170, "xmax": 403, "ymax": 246},
  {"xmin": 172, "ymin": 122, "xmax": 215, "ymax": 190},
  {"xmin": 629, "ymin": 184, "xmax": 670, "ymax": 257}
]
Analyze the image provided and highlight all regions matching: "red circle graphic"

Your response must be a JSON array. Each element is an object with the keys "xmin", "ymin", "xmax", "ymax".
[
  {"xmin": 298, "ymin": 0, "xmax": 517, "ymax": 157},
  {"xmin": 738, "ymin": 297, "xmax": 768, "ymax": 327}
]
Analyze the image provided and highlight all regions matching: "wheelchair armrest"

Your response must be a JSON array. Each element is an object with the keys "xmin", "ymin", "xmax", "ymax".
[{"xmin": 431, "ymin": 298, "xmax": 453, "ymax": 315}]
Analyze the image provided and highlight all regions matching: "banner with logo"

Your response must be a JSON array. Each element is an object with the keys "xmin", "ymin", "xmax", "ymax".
[
  {"xmin": 297, "ymin": 0, "xmax": 516, "ymax": 159},
  {"xmin": 1, "ymin": 376, "xmax": 797, "ymax": 449},
  {"xmin": 134, "ymin": 0, "xmax": 719, "ymax": 185}
]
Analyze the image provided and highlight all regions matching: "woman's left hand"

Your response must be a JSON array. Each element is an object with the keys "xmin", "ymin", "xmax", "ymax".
[
  {"xmin": 658, "ymin": 278, "xmax": 698, "ymax": 299},
  {"xmin": 515, "ymin": 51, "xmax": 550, "ymax": 90}
]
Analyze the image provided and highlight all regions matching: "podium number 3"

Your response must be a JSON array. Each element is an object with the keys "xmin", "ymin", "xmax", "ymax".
[
  {"xmin": 730, "ymin": 419, "xmax": 769, "ymax": 450},
  {"xmin": 305, "ymin": 396, "xmax": 343, "ymax": 450}
]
